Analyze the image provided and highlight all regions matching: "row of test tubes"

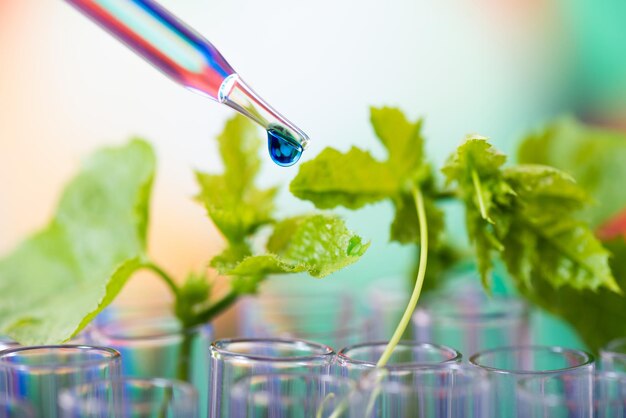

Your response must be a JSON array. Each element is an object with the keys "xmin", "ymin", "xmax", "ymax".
[{"xmin": 1, "ymin": 274, "xmax": 626, "ymax": 417}]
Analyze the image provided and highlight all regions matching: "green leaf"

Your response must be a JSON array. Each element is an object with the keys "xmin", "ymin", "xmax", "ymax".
[
  {"xmin": 519, "ymin": 237, "xmax": 626, "ymax": 351},
  {"xmin": 518, "ymin": 117, "xmax": 626, "ymax": 226},
  {"xmin": 369, "ymin": 106, "xmax": 425, "ymax": 180},
  {"xmin": 209, "ymin": 242, "xmax": 252, "ymax": 272},
  {"xmin": 291, "ymin": 107, "xmax": 444, "ymax": 247},
  {"xmin": 504, "ymin": 165, "xmax": 589, "ymax": 216},
  {"xmin": 0, "ymin": 140, "xmax": 155, "ymax": 344},
  {"xmin": 442, "ymin": 137, "xmax": 513, "ymax": 288},
  {"xmin": 197, "ymin": 115, "xmax": 278, "ymax": 244},
  {"xmin": 444, "ymin": 137, "xmax": 619, "ymax": 293},
  {"xmin": 200, "ymin": 115, "xmax": 368, "ymax": 300},
  {"xmin": 442, "ymin": 135, "xmax": 507, "ymax": 185},
  {"xmin": 221, "ymin": 214, "xmax": 370, "ymax": 279},
  {"xmin": 516, "ymin": 118, "xmax": 626, "ymax": 347},
  {"xmin": 503, "ymin": 165, "xmax": 618, "ymax": 292},
  {"xmin": 224, "ymin": 255, "xmax": 307, "ymax": 276},
  {"xmin": 390, "ymin": 189, "xmax": 445, "ymax": 246},
  {"xmin": 442, "ymin": 136, "xmax": 510, "ymax": 221},
  {"xmin": 218, "ymin": 113, "xmax": 263, "ymax": 196},
  {"xmin": 289, "ymin": 147, "xmax": 398, "ymax": 209}
]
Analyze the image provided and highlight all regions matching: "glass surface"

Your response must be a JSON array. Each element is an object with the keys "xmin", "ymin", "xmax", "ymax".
[
  {"xmin": 0, "ymin": 345, "xmax": 121, "ymax": 418},
  {"xmin": 517, "ymin": 371, "xmax": 626, "ymax": 418},
  {"xmin": 470, "ymin": 346, "xmax": 595, "ymax": 418},
  {"xmin": 601, "ymin": 337, "xmax": 626, "ymax": 372},
  {"xmin": 354, "ymin": 365, "xmax": 492, "ymax": 418},
  {"xmin": 210, "ymin": 338, "xmax": 335, "ymax": 418},
  {"xmin": 230, "ymin": 374, "xmax": 358, "ymax": 418},
  {"xmin": 59, "ymin": 377, "xmax": 198, "ymax": 418},
  {"xmin": 88, "ymin": 307, "xmax": 212, "ymax": 417},
  {"xmin": 336, "ymin": 341, "xmax": 462, "ymax": 380},
  {"xmin": 413, "ymin": 284, "xmax": 530, "ymax": 358}
]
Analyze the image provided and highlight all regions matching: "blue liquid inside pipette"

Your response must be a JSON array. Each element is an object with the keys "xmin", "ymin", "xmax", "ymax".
[{"xmin": 267, "ymin": 127, "xmax": 303, "ymax": 167}]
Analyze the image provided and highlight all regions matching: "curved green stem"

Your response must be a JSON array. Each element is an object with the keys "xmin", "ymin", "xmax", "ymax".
[
  {"xmin": 326, "ymin": 187, "xmax": 428, "ymax": 418},
  {"xmin": 316, "ymin": 393, "xmax": 336, "ymax": 418},
  {"xmin": 192, "ymin": 290, "xmax": 239, "ymax": 326},
  {"xmin": 363, "ymin": 370, "xmax": 387, "ymax": 417},
  {"xmin": 141, "ymin": 261, "xmax": 180, "ymax": 295},
  {"xmin": 376, "ymin": 185, "xmax": 428, "ymax": 367}
]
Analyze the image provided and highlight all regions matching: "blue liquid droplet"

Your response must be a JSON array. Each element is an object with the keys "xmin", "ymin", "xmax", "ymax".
[{"xmin": 267, "ymin": 127, "xmax": 303, "ymax": 167}]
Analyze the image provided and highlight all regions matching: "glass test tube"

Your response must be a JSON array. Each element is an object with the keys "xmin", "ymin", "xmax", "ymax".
[
  {"xmin": 517, "ymin": 371, "xmax": 626, "ymax": 418},
  {"xmin": 209, "ymin": 338, "xmax": 335, "ymax": 418},
  {"xmin": 413, "ymin": 287, "xmax": 530, "ymax": 359},
  {"xmin": 0, "ymin": 345, "xmax": 121, "ymax": 418},
  {"xmin": 601, "ymin": 337, "xmax": 626, "ymax": 372},
  {"xmin": 470, "ymin": 346, "xmax": 595, "ymax": 418},
  {"xmin": 336, "ymin": 341, "xmax": 462, "ymax": 380},
  {"xmin": 87, "ymin": 307, "xmax": 212, "ymax": 417}
]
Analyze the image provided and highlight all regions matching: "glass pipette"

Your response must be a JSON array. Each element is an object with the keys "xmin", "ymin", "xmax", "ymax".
[{"xmin": 65, "ymin": 0, "xmax": 309, "ymax": 166}]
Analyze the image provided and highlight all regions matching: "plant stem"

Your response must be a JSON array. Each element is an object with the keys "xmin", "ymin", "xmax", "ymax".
[
  {"xmin": 471, "ymin": 169, "xmax": 491, "ymax": 223},
  {"xmin": 157, "ymin": 385, "xmax": 174, "ymax": 418},
  {"xmin": 325, "ymin": 188, "xmax": 428, "ymax": 418},
  {"xmin": 193, "ymin": 290, "xmax": 239, "ymax": 325},
  {"xmin": 176, "ymin": 330, "xmax": 193, "ymax": 382},
  {"xmin": 141, "ymin": 261, "xmax": 179, "ymax": 295},
  {"xmin": 316, "ymin": 393, "xmax": 335, "ymax": 418},
  {"xmin": 376, "ymin": 185, "xmax": 428, "ymax": 367},
  {"xmin": 363, "ymin": 371, "xmax": 387, "ymax": 417}
]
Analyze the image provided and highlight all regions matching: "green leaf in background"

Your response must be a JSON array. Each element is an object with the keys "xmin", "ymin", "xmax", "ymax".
[
  {"xmin": 444, "ymin": 137, "xmax": 619, "ymax": 293},
  {"xmin": 516, "ymin": 117, "xmax": 626, "ymax": 350},
  {"xmin": 220, "ymin": 214, "xmax": 370, "ymax": 279},
  {"xmin": 0, "ymin": 140, "xmax": 155, "ymax": 344},
  {"xmin": 291, "ymin": 107, "xmax": 444, "ymax": 247},
  {"xmin": 196, "ymin": 115, "xmax": 278, "ymax": 245},
  {"xmin": 502, "ymin": 166, "xmax": 616, "ymax": 291},
  {"xmin": 518, "ymin": 117, "xmax": 626, "ymax": 226},
  {"xmin": 520, "ymin": 237, "xmax": 626, "ymax": 352}
]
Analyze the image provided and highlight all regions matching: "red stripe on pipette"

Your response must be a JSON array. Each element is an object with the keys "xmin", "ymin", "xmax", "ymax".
[{"xmin": 69, "ymin": 0, "xmax": 223, "ymax": 97}]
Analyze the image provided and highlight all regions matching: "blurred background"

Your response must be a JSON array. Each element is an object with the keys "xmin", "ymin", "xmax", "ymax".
[{"xmin": 2, "ymin": 0, "xmax": 626, "ymax": 339}]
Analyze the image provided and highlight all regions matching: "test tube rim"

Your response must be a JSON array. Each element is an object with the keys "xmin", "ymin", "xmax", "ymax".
[
  {"xmin": 0, "ymin": 344, "xmax": 121, "ymax": 372},
  {"xmin": 469, "ymin": 345, "xmax": 595, "ymax": 376}
]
